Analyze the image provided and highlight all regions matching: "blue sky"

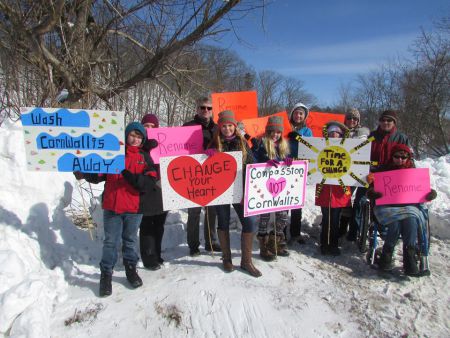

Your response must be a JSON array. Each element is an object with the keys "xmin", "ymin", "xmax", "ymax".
[{"xmin": 213, "ymin": 0, "xmax": 449, "ymax": 106}]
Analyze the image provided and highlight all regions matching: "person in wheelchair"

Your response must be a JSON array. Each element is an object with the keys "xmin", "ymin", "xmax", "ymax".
[{"xmin": 367, "ymin": 144, "xmax": 437, "ymax": 277}]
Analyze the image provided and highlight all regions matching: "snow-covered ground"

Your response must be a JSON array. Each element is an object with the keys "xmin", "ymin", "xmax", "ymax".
[{"xmin": 1, "ymin": 119, "xmax": 449, "ymax": 337}]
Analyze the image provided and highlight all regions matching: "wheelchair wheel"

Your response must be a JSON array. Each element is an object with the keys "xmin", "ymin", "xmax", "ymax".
[{"xmin": 358, "ymin": 200, "xmax": 371, "ymax": 253}]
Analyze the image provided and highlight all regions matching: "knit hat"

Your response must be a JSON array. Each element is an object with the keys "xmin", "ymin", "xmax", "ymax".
[
  {"xmin": 379, "ymin": 110, "xmax": 398, "ymax": 124},
  {"xmin": 266, "ymin": 115, "xmax": 284, "ymax": 133},
  {"xmin": 289, "ymin": 102, "xmax": 309, "ymax": 121},
  {"xmin": 218, "ymin": 110, "xmax": 237, "ymax": 127},
  {"xmin": 391, "ymin": 143, "xmax": 412, "ymax": 157},
  {"xmin": 125, "ymin": 122, "xmax": 146, "ymax": 142},
  {"xmin": 389, "ymin": 143, "xmax": 413, "ymax": 168},
  {"xmin": 324, "ymin": 121, "xmax": 347, "ymax": 137},
  {"xmin": 141, "ymin": 113, "xmax": 159, "ymax": 128},
  {"xmin": 345, "ymin": 108, "xmax": 360, "ymax": 121}
]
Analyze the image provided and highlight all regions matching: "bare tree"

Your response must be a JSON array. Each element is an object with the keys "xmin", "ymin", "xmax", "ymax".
[
  {"xmin": 0, "ymin": 0, "xmax": 263, "ymax": 107},
  {"xmin": 400, "ymin": 20, "xmax": 450, "ymax": 157}
]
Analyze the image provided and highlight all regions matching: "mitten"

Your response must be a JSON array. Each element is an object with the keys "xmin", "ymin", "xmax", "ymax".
[
  {"xmin": 287, "ymin": 131, "xmax": 297, "ymax": 140},
  {"xmin": 425, "ymin": 189, "xmax": 437, "ymax": 201},
  {"xmin": 366, "ymin": 172, "xmax": 375, "ymax": 184},
  {"xmin": 267, "ymin": 159, "xmax": 280, "ymax": 168},
  {"xmin": 205, "ymin": 148, "xmax": 217, "ymax": 157},
  {"xmin": 284, "ymin": 157, "xmax": 293, "ymax": 167},
  {"xmin": 121, "ymin": 169, "xmax": 133, "ymax": 182},
  {"xmin": 73, "ymin": 171, "xmax": 84, "ymax": 180},
  {"xmin": 367, "ymin": 189, "xmax": 383, "ymax": 200},
  {"xmin": 141, "ymin": 138, "xmax": 158, "ymax": 152}
]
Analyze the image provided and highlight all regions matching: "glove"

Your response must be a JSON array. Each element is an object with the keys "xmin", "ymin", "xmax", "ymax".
[
  {"xmin": 284, "ymin": 157, "xmax": 293, "ymax": 167},
  {"xmin": 205, "ymin": 148, "xmax": 217, "ymax": 157},
  {"xmin": 267, "ymin": 159, "xmax": 280, "ymax": 168},
  {"xmin": 73, "ymin": 171, "xmax": 84, "ymax": 180},
  {"xmin": 144, "ymin": 138, "xmax": 158, "ymax": 151},
  {"xmin": 287, "ymin": 131, "xmax": 297, "ymax": 140},
  {"xmin": 367, "ymin": 189, "xmax": 383, "ymax": 200},
  {"xmin": 121, "ymin": 169, "xmax": 133, "ymax": 182},
  {"xmin": 425, "ymin": 189, "xmax": 437, "ymax": 201}
]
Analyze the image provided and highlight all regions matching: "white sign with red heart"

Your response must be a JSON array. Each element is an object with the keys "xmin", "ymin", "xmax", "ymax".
[{"xmin": 244, "ymin": 160, "xmax": 309, "ymax": 217}]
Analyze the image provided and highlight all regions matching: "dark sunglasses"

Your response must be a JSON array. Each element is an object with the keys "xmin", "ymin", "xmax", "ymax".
[
  {"xmin": 393, "ymin": 155, "xmax": 409, "ymax": 160},
  {"xmin": 346, "ymin": 117, "xmax": 358, "ymax": 121},
  {"xmin": 381, "ymin": 118, "xmax": 394, "ymax": 123},
  {"xmin": 199, "ymin": 106, "xmax": 213, "ymax": 111}
]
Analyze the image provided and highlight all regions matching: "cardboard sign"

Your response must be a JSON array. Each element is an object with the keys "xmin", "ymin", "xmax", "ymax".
[
  {"xmin": 147, "ymin": 125, "xmax": 203, "ymax": 163},
  {"xmin": 374, "ymin": 168, "xmax": 431, "ymax": 205},
  {"xmin": 297, "ymin": 136, "xmax": 372, "ymax": 187},
  {"xmin": 240, "ymin": 111, "xmax": 291, "ymax": 140},
  {"xmin": 244, "ymin": 161, "xmax": 308, "ymax": 217},
  {"xmin": 160, "ymin": 151, "xmax": 243, "ymax": 210},
  {"xmin": 307, "ymin": 112, "xmax": 346, "ymax": 137},
  {"xmin": 21, "ymin": 107, "xmax": 125, "ymax": 173},
  {"xmin": 212, "ymin": 91, "xmax": 258, "ymax": 122}
]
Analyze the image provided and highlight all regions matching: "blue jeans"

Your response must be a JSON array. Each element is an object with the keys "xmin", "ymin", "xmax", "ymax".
[
  {"xmin": 320, "ymin": 207, "xmax": 342, "ymax": 248},
  {"xmin": 215, "ymin": 203, "xmax": 256, "ymax": 233},
  {"xmin": 383, "ymin": 217, "xmax": 418, "ymax": 249},
  {"xmin": 100, "ymin": 210, "xmax": 143, "ymax": 273}
]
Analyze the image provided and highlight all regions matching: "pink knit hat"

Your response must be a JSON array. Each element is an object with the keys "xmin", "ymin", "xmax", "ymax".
[{"xmin": 141, "ymin": 114, "xmax": 159, "ymax": 128}]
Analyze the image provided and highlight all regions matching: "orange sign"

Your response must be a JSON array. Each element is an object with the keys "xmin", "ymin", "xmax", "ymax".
[
  {"xmin": 307, "ymin": 112, "xmax": 346, "ymax": 137},
  {"xmin": 212, "ymin": 91, "xmax": 258, "ymax": 122},
  {"xmin": 240, "ymin": 111, "xmax": 292, "ymax": 140}
]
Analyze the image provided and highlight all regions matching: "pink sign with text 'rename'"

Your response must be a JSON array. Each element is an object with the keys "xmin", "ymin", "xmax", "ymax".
[
  {"xmin": 147, "ymin": 125, "xmax": 203, "ymax": 163},
  {"xmin": 374, "ymin": 168, "xmax": 431, "ymax": 205}
]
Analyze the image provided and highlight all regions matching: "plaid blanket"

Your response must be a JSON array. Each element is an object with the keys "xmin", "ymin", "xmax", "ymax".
[
  {"xmin": 374, "ymin": 204, "xmax": 429, "ymax": 255},
  {"xmin": 374, "ymin": 204, "xmax": 428, "ymax": 226}
]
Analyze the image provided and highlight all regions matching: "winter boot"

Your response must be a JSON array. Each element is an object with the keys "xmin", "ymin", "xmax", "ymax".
[
  {"xmin": 99, "ymin": 271, "xmax": 112, "ymax": 297},
  {"xmin": 140, "ymin": 235, "xmax": 161, "ymax": 270},
  {"xmin": 124, "ymin": 262, "xmax": 143, "ymax": 288},
  {"xmin": 378, "ymin": 246, "xmax": 394, "ymax": 271},
  {"xmin": 217, "ymin": 229, "xmax": 234, "ymax": 272},
  {"xmin": 240, "ymin": 232, "xmax": 262, "ymax": 277},
  {"xmin": 403, "ymin": 246, "xmax": 420, "ymax": 277},
  {"xmin": 268, "ymin": 233, "xmax": 289, "ymax": 257},
  {"xmin": 257, "ymin": 234, "xmax": 275, "ymax": 262}
]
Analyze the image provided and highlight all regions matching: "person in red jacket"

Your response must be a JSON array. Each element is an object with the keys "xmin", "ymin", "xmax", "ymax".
[
  {"xmin": 315, "ymin": 121, "xmax": 352, "ymax": 255},
  {"xmin": 369, "ymin": 110, "xmax": 410, "ymax": 169},
  {"xmin": 75, "ymin": 122, "xmax": 154, "ymax": 297}
]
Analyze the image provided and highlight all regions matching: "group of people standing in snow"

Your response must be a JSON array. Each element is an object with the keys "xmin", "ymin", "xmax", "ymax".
[{"xmin": 74, "ymin": 96, "xmax": 436, "ymax": 297}]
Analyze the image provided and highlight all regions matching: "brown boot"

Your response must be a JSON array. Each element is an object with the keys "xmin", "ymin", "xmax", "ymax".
[
  {"xmin": 217, "ymin": 229, "xmax": 234, "ymax": 272},
  {"xmin": 257, "ymin": 234, "xmax": 276, "ymax": 262},
  {"xmin": 240, "ymin": 232, "xmax": 262, "ymax": 277},
  {"xmin": 268, "ymin": 233, "xmax": 289, "ymax": 257}
]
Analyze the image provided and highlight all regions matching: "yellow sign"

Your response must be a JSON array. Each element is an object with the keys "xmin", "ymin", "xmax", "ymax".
[{"xmin": 317, "ymin": 145, "xmax": 351, "ymax": 178}]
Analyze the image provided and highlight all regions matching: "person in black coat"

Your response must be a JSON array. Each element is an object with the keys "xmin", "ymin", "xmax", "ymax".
[
  {"xmin": 182, "ymin": 97, "xmax": 221, "ymax": 255},
  {"xmin": 138, "ymin": 113, "xmax": 168, "ymax": 270}
]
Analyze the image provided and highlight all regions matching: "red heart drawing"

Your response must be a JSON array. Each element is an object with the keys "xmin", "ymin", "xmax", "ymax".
[{"xmin": 167, "ymin": 153, "xmax": 237, "ymax": 206}]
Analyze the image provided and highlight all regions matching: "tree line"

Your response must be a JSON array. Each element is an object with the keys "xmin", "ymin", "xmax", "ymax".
[{"xmin": 0, "ymin": 2, "xmax": 447, "ymax": 157}]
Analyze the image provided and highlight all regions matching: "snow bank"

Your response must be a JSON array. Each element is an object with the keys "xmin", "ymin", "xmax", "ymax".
[
  {"xmin": 1, "ymin": 120, "xmax": 449, "ymax": 337},
  {"xmin": 416, "ymin": 156, "xmax": 450, "ymax": 239},
  {"xmin": 0, "ymin": 120, "xmax": 95, "ymax": 336}
]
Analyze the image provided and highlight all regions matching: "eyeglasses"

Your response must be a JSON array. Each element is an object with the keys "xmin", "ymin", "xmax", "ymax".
[
  {"xmin": 381, "ymin": 118, "xmax": 394, "ymax": 123},
  {"xmin": 393, "ymin": 155, "xmax": 409, "ymax": 160},
  {"xmin": 199, "ymin": 106, "xmax": 213, "ymax": 111},
  {"xmin": 346, "ymin": 117, "xmax": 358, "ymax": 121}
]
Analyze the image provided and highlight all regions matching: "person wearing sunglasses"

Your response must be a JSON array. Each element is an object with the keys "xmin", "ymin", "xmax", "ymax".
[
  {"xmin": 182, "ymin": 96, "xmax": 221, "ymax": 256},
  {"xmin": 366, "ymin": 144, "xmax": 436, "ymax": 277},
  {"xmin": 341, "ymin": 108, "xmax": 370, "ymax": 241},
  {"xmin": 369, "ymin": 110, "xmax": 410, "ymax": 170}
]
